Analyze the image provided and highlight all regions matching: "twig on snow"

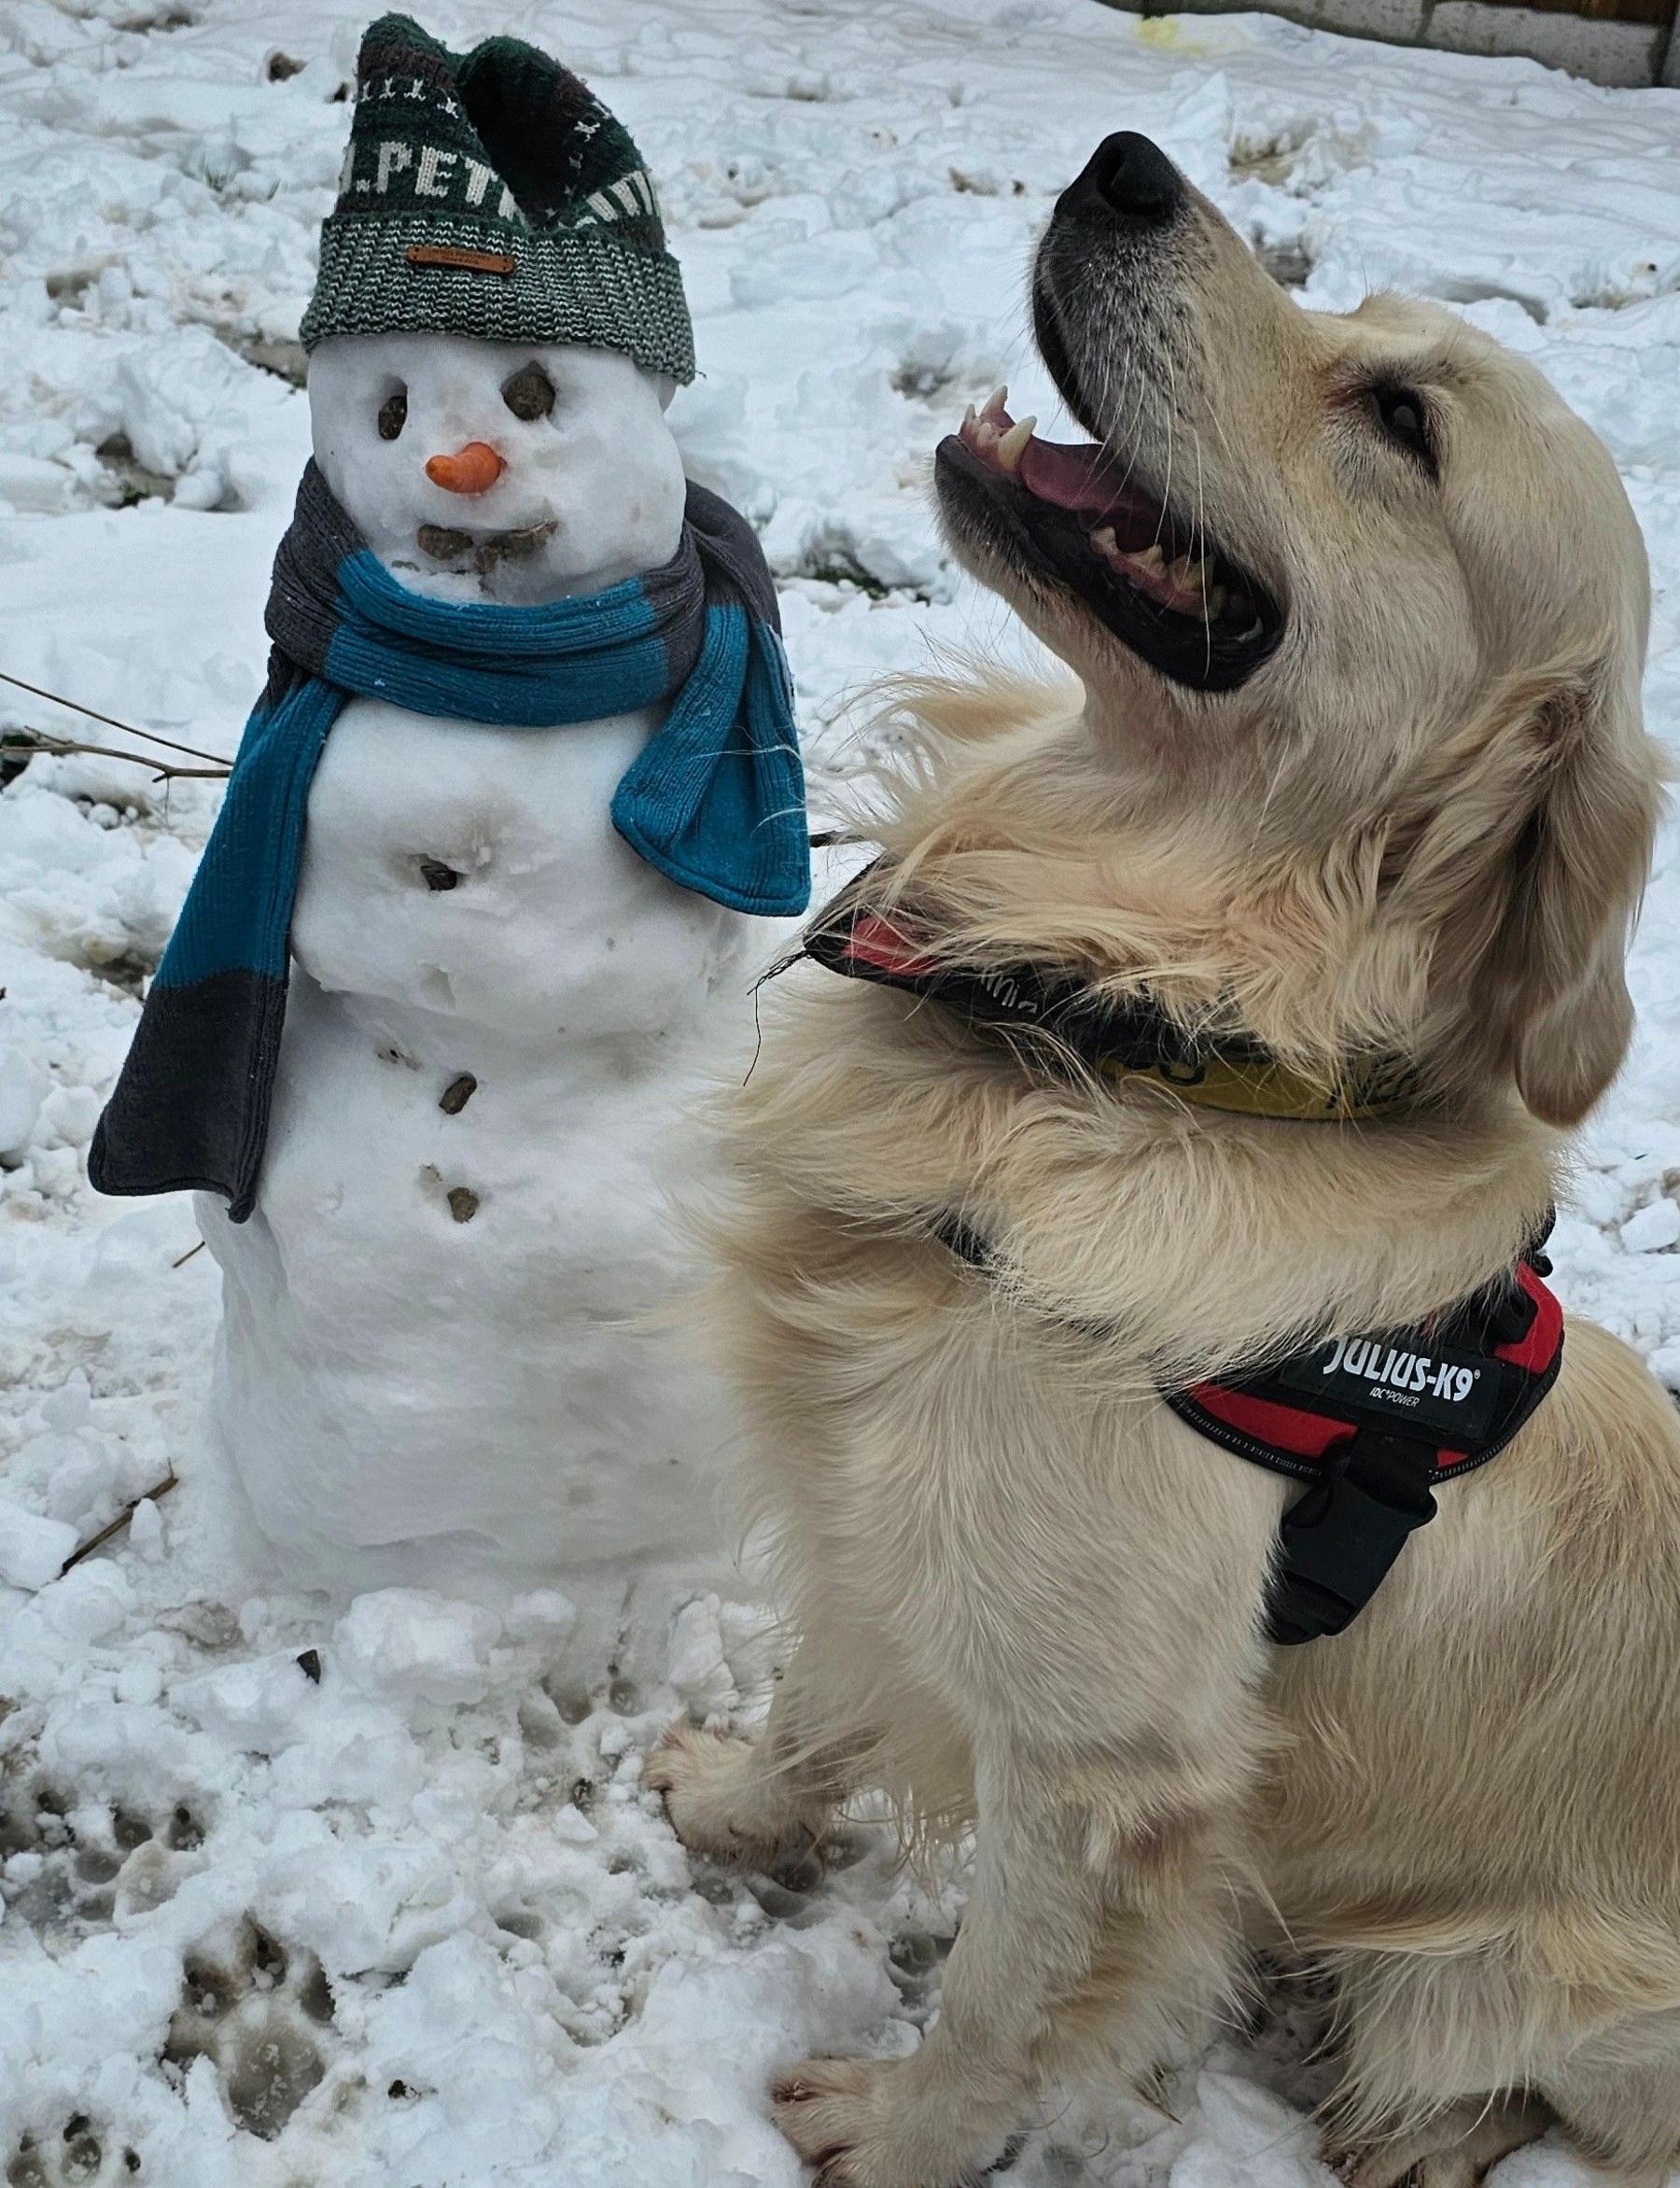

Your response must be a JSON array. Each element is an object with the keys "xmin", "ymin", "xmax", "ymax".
[
  {"xmin": 0, "ymin": 668, "xmax": 230, "ymax": 767},
  {"xmin": 61, "ymin": 1473, "xmax": 178, "ymax": 1574},
  {"xmin": 1, "ymin": 733, "xmax": 230, "ymax": 783}
]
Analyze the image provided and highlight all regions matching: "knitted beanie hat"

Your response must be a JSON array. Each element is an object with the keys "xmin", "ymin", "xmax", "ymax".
[{"xmin": 300, "ymin": 14, "xmax": 694, "ymax": 383}]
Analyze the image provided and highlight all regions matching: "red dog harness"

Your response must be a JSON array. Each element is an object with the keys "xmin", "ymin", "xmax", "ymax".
[
  {"xmin": 803, "ymin": 876, "xmax": 1566, "ymax": 1645},
  {"xmin": 933, "ymin": 1213, "xmax": 1561, "ymax": 1645},
  {"xmin": 1161, "ymin": 1252, "xmax": 1561, "ymax": 1642}
]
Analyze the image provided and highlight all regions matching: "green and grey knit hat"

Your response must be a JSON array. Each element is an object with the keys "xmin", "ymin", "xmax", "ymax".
[{"xmin": 301, "ymin": 14, "xmax": 694, "ymax": 383}]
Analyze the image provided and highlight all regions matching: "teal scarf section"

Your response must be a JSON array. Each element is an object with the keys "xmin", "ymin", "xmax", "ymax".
[{"xmin": 90, "ymin": 463, "xmax": 809, "ymax": 1221}]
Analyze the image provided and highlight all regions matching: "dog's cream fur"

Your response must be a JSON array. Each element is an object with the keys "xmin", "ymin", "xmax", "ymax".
[{"xmin": 650, "ymin": 151, "xmax": 1675, "ymax": 2188}]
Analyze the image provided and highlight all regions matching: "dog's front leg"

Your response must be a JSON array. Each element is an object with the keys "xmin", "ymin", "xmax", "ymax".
[{"xmin": 774, "ymin": 1740, "xmax": 1241, "ymax": 2188}]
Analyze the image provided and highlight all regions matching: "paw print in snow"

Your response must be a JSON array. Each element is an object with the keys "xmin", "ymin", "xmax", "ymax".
[
  {"xmin": 886, "ymin": 1926, "xmax": 956, "ymax": 2028},
  {"xmin": 690, "ymin": 1824, "xmax": 868, "ymax": 1929},
  {"xmin": 0, "ymin": 1777, "xmax": 206, "ymax": 1935},
  {"xmin": 163, "ymin": 1917, "xmax": 335, "ymax": 2139},
  {"xmin": 6, "ymin": 2117, "xmax": 140, "ymax": 2184}
]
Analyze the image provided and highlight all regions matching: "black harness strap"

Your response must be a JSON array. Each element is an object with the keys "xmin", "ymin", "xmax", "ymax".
[
  {"xmin": 931, "ymin": 1212, "xmax": 1561, "ymax": 1647},
  {"xmin": 1264, "ymin": 1434, "xmax": 1438, "ymax": 1645}
]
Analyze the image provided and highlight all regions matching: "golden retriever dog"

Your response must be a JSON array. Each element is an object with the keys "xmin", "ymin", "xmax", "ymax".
[{"xmin": 648, "ymin": 133, "xmax": 1674, "ymax": 2187}]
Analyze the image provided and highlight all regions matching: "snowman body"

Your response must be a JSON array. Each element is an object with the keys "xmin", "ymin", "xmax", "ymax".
[{"xmin": 201, "ymin": 335, "xmax": 758, "ymax": 1631}]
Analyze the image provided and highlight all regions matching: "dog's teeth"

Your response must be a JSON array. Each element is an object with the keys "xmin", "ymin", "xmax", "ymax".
[
  {"xmin": 981, "ymin": 385, "xmax": 1009, "ymax": 423},
  {"xmin": 996, "ymin": 416, "xmax": 1035, "ymax": 471},
  {"xmin": 1205, "ymin": 583, "xmax": 1227, "ymax": 615},
  {"xmin": 1166, "ymin": 554, "xmax": 1206, "ymax": 593},
  {"xmin": 959, "ymin": 403, "xmax": 978, "ymax": 444},
  {"xmin": 1132, "ymin": 543, "xmax": 1165, "ymax": 574},
  {"xmin": 1089, "ymin": 525, "xmax": 1118, "ymax": 557}
]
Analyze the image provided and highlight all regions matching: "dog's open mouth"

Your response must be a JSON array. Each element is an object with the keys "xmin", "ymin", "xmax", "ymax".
[{"xmin": 935, "ymin": 391, "xmax": 1283, "ymax": 693}]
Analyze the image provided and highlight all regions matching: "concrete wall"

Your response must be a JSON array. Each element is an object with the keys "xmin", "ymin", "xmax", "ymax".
[{"xmin": 1119, "ymin": 0, "xmax": 1678, "ymax": 86}]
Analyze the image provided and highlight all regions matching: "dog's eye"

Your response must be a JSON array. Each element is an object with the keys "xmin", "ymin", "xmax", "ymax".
[
  {"xmin": 1371, "ymin": 385, "xmax": 1435, "ymax": 472},
  {"xmin": 377, "ymin": 388, "xmax": 407, "ymax": 442},
  {"xmin": 501, "ymin": 363, "xmax": 556, "ymax": 421}
]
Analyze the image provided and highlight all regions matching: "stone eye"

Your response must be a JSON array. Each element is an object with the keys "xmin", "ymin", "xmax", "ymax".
[
  {"xmin": 501, "ymin": 364, "xmax": 555, "ymax": 422},
  {"xmin": 377, "ymin": 389, "xmax": 408, "ymax": 442}
]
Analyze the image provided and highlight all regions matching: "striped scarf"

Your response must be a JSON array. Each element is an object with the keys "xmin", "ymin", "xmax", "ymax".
[{"xmin": 90, "ymin": 462, "xmax": 808, "ymax": 1222}]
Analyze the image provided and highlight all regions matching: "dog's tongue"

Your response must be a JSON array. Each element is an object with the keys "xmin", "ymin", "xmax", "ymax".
[{"xmin": 1018, "ymin": 437, "xmax": 1132, "ymax": 514}]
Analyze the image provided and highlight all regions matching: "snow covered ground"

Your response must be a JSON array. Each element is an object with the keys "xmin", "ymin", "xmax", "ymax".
[{"xmin": 2, "ymin": 0, "xmax": 1679, "ymax": 2181}]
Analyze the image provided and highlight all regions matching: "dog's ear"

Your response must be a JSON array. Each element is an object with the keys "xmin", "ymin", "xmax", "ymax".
[
  {"xmin": 1390, "ymin": 654, "xmax": 1659, "ymax": 1125},
  {"xmin": 1482, "ymin": 659, "xmax": 1659, "ymax": 1126}
]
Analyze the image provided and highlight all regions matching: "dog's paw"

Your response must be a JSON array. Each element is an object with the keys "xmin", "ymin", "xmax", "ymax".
[
  {"xmin": 1332, "ymin": 2146, "xmax": 1474, "ymax": 2188},
  {"xmin": 773, "ymin": 2055, "xmax": 1010, "ymax": 2188},
  {"xmin": 1328, "ymin": 2103, "xmax": 1547, "ymax": 2188},
  {"xmin": 775, "ymin": 2058, "xmax": 910, "ymax": 2187},
  {"xmin": 645, "ymin": 1721, "xmax": 817, "ymax": 1871}
]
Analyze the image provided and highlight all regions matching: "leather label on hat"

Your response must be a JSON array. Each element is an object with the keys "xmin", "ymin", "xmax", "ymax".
[{"xmin": 406, "ymin": 244, "xmax": 517, "ymax": 275}]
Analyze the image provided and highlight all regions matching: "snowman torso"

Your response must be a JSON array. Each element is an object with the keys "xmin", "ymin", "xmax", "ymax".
[
  {"xmin": 203, "ymin": 694, "xmax": 753, "ymax": 1604},
  {"xmin": 287, "ymin": 694, "xmax": 740, "ymax": 1041},
  {"xmin": 199, "ymin": 333, "xmax": 769, "ymax": 1633}
]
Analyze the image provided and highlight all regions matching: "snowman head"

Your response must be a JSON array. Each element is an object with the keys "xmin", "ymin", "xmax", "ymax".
[
  {"xmin": 300, "ymin": 19, "xmax": 697, "ymax": 604},
  {"xmin": 309, "ymin": 333, "xmax": 687, "ymax": 605}
]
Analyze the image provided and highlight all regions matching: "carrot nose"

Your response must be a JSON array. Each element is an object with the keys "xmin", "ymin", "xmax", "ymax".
[{"xmin": 425, "ymin": 442, "xmax": 506, "ymax": 495}]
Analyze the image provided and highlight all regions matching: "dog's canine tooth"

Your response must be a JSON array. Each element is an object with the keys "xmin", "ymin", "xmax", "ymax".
[
  {"xmin": 960, "ymin": 402, "xmax": 978, "ymax": 444},
  {"xmin": 1090, "ymin": 525, "xmax": 1118, "ymax": 558},
  {"xmin": 997, "ymin": 416, "xmax": 1035, "ymax": 471},
  {"xmin": 1133, "ymin": 543, "xmax": 1166, "ymax": 575},
  {"xmin": 981, "ymin": 385, "xmax": 1009, "ymax": 423}
]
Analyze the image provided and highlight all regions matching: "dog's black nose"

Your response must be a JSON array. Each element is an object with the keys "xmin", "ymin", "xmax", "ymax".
[{"xmin": 1058, "ymin": 133, "xmax": 1185, "ymax": 226}]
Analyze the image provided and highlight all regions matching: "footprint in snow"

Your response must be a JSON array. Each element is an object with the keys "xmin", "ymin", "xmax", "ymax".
[
  {"xmin": 886, "ymin": 1925, "xmax": 957, "ymax": 2029},
  {"xmin": 163, "ymin": 1916, "xmax": 335, "ymax": 2139},
  {"xmin": 0, "ymin": 1777, "xmax": 206, "ymax": 1936},
  {"xmin": 6, "ymin": 2118, "xmax": 140, "ymax": 2185},
  {"xmin": 690, "ymin": 1823, "xmax": 869, "ymax": 1929}
]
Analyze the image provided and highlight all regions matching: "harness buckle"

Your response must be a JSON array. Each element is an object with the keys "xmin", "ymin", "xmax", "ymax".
[{"xmin": 1267, "ymin": 1430, "xmax": 1437, "ymax": 1646}]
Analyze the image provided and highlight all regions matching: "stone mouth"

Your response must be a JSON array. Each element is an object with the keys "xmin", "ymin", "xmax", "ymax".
[{"xmin": 415, "ymin": 519, "xmax": 558, "ymax": 573}]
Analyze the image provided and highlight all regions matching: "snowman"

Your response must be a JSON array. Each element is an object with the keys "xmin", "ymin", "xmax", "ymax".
[{"xmin": 91, "ymin": 16, "xmax": 809, "ymax": 1659}]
